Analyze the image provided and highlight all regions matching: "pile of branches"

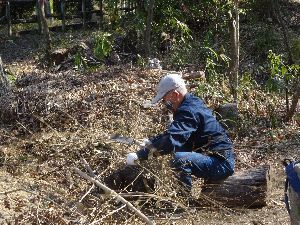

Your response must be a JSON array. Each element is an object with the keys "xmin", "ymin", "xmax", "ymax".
[{"xmin": 12, "ymin": 67, "xmax": 166, "ymax": 134}]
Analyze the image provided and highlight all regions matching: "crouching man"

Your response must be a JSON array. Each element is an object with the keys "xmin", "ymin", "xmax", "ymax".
[{"xmin": 126, "ymin": 73, "xmax": 235, "ymax": 193}]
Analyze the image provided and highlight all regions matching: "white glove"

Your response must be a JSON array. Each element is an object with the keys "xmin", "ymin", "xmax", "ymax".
[
  {"xmin": 126, "ymin": 153, "xmax": 138, "ymax": 166},
  {"xmin": 139, "ymin": 138, "xmax": 158, "ymax": 159},
  {"xmin": 139, "ymin": 138, "xmax": 152, "ymax": 148}
]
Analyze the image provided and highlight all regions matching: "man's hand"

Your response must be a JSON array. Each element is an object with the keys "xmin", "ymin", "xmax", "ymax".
[
  {"xmin": 126, "ymin": 152, "xmax": 138, "ymax": 165},
  {"xmin": 140, "ymin": 138, "xmax": 152, "ymax": 148}
]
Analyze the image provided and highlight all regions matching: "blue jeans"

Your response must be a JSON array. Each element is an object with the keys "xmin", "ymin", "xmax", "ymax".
[{"xmin": 170, "ymin": 150, "xmax": 235, "ymax": 189}]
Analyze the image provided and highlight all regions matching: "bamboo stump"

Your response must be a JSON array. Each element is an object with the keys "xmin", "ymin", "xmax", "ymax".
[{"xmin": 201, "ymin": 165, "xmax": 272, "ymax": 208}]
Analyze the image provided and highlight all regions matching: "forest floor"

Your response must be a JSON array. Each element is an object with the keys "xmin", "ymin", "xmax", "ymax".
[{"xmin": 0, "ymin": 30, "xmax": 299, "ymax": 225}]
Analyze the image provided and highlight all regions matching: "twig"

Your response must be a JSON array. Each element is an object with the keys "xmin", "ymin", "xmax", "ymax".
[
  {"xmin": 16, "ymin": 121, "xmax": 33, "ymax": 135},
  {"xmin": 80, "ymin": 158, "xmax": 96, "ymax": 177},
  {"xmin": 74, "ymin": 167, "xmax": 155, "ymax": 225},
  {"xmin": 79, "ymin": 184, "xmax": 95, "ymax": 203},
  {"xmin": 37, "ymin": 198, "xmax": 41, "ymax": 225},
  {"xmin": 90, "ymin": 204, "xmax": 127, "ymax": 225},
  {"xmin": 31, "ymin": 114, "xmax": 61, "ymax": 137}
]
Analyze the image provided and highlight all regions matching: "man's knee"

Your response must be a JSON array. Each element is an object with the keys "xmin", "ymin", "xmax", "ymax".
[{"xmin": 170, "ymin": 152, "xmax": 192, "ymax": 169}]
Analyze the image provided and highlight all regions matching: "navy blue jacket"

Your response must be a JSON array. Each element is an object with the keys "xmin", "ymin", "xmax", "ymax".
[{"xmin": 137, "ymin": 93, "xmax": 233, "ymax": 160}]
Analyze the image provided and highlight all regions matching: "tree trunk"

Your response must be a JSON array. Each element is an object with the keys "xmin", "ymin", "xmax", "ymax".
[
  {"xmin": 37, "ymin": 0, "xmax": 52, "ymax": 60},
  {"xmin": 0, "ymin": 56, "xmax": 9, "ymax": 92},
  {"xmin": 0, "ymin": 56, "xmax": 15, "ymax": 124},
  {"xmin": 228, "ymin": 0, "xmax": 239, "ymax": 104},
  {"xmin": 144, "ymin": 0, "xmax": 155, "ymax": 58},
  {"xmin": 36, "ymin": 0, "xmax": 43, "ymax": 33},
  {"xmin": 60, "ymin": 0, "xmax": 66, "ymax": 32},
  {"xmin": 201, "ymin": 165, "xmax": 272, "ymax": 208},
  {"xmin": 82, "ymin": 0, "xmax": 86, "ymax": 29},
  {"xmin": 286, "ymin": 81, "xmax": 300, "ymax": 121},
  {"xmin": 99, "ymin": 0, "xmax": 103, "ymax": 29}
]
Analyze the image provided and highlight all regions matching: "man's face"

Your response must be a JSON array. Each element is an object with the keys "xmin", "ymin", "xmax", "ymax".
[{"xmin": 162, "ymin": 90, "xmax": 179, "ymax": 112}]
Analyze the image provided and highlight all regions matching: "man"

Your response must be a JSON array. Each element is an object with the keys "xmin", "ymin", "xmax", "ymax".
[{"xmin": 126, "ymin": 73, "xmax": 235, "ymax": 192}]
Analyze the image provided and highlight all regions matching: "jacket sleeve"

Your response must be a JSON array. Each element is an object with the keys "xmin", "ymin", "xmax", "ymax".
[{"xmin": 137, "ymin": 109, "xmax": 200, "ymax": 159}]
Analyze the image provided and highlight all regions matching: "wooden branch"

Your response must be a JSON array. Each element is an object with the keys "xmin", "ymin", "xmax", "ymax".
[{"xmin": 74, "ymin": 167, "xmax": 154, "ymax": 225}]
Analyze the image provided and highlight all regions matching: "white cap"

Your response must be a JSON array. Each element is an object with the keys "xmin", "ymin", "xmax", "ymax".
[{"xmin": 151, "ymin": 73, "xmax": 186, "ymax": 104}]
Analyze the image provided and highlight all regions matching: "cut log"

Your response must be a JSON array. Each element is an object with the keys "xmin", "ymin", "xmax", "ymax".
[{"xmin": 201, "ymin": 165, "xmax": 272, "ymax": 208}]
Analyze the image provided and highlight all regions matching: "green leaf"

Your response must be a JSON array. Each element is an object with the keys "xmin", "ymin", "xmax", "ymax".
[{"xmin": 281, "ymin": 66, "xmax": 287, "ymax": 76}]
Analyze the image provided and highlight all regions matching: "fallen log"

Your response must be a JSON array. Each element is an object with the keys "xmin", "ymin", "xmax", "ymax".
[{"xmin": 201, "ymin": 165, "xmax": 272, "ymax": 208}]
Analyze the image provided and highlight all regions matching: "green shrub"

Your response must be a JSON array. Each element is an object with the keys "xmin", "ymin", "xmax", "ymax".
[{"xmin": 93, "ymin": 32, "xmax": 112, "ymax": 61}]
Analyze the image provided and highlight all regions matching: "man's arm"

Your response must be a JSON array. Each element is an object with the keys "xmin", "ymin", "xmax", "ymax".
[{"xmin": 136, "ymin": 109, "xmax": 200, "ymax": 160}]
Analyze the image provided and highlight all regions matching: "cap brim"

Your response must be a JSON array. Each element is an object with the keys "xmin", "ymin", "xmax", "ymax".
[{"xmin": 151, "ymin": 92, "xmax": 165, "ymax": 104}]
